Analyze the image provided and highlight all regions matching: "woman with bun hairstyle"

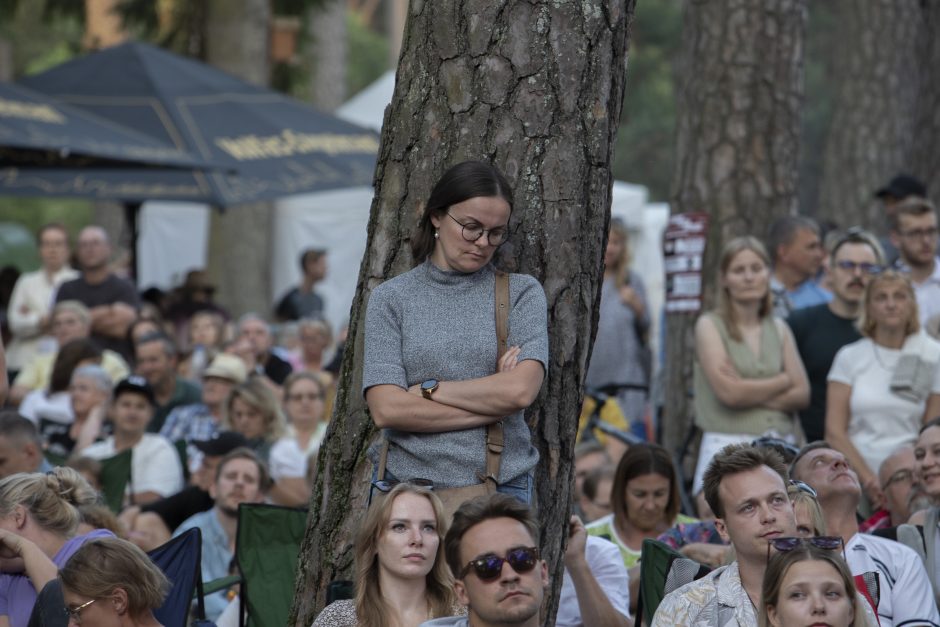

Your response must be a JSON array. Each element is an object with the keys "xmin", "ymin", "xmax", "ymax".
[{"xmin": 0, "ymin": 467, "xmax": 112, "ymax": 627}]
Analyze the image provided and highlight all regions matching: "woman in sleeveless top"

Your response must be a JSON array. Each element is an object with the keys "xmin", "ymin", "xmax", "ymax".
[{"xmin": 692, "ymin": 237, "xmax": 809, "ymax": 491}]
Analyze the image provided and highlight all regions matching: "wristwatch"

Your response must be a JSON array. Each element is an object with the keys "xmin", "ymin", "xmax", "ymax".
[{"xmin": 421, "ymin": 379, "xmax": 439, "ymax": 399}]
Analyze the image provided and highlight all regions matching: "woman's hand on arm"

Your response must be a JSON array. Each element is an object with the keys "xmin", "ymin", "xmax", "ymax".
[
  {"xmin": 763, "ymin": 321, "xmax": 810, "ymax": 412},
  {"xmin": 695, "ymin": 316, "xmax": 790, "ymax": 409},
  {"xmin": 0, "ymin": 530, "xmax": 57, "ymax": 592},
  {"xmin": 366, "ymin": 384, "xmax": 502, "ymax": 433},
  {"xmin": 824, "ymin": 381, "xmax": 884, "ymax": 508},
  {"xmin": 417, "ymin": 355, "xmax": 545, "ymax": 417}
]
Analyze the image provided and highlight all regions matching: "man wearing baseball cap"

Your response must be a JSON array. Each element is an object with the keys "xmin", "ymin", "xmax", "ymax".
[
  {"xmin": 78, "ymin": 376, "xmax": 184, "ymax": 506},
  {"xmin": 119, "ymin": 430, "xmax": 249, "ymax": 551}
]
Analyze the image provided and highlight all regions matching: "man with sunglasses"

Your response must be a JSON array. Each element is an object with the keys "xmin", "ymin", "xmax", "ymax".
[
  {"xmin": 791, "ymin": 442, "xmax": 940, "ymax": 627},
  {"xmin": 787, "ymin": 228, "xmax": 883, "ymax": 442},
  {"xmin": 653, "ymin": 444, "xmax": 798, "ymax": 626},
  {"xmin": 424, "ymin": 494, "xmax": 629, "ymax": 627}
]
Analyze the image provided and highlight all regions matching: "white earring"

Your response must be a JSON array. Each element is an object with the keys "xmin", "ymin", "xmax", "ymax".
[{"xmin": 434, "ymin": 230, "xmax": 439, "ymax": 239}]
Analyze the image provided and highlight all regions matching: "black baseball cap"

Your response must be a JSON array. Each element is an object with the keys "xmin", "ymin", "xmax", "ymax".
[
  {"xmin": 112, "ymin": 376, "xmax": 156, "ymax": 406},
  {"xmin": 192, "ymin": 431, "xmax": 249, "ymax": 457},
  {"xmin": 875, "ymin": 174, "xmax": 927, "ymax": 200}
]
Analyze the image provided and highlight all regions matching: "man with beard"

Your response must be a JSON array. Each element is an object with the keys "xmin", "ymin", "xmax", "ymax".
[
  {"xmin": 791, "ymin": 442, "xmax": 940, "ymax": 627},
  {"xmin": 891, "ymin": 197, "xmax": 940, "ymax": 326},
  {"xmin": 787, "ymin": 228, "xmax": 883, "ymax": 441},
  {"xmin": 55, "ymin": 226, "xmax": 139, "ymax": 360},
  {"xmin": 175, "ymin": 447, "xmax": 268, "ymax": 621}
]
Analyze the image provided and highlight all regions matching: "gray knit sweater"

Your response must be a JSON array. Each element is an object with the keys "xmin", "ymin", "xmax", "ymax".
[{"xmin": 362, "ymin": 260, "xmax": 548, "ymax": 487}]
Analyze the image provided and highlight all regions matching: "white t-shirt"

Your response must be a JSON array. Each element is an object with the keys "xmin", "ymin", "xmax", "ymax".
[
  {"xmin": 556, "ymin": 536, "xmax": 631, "ymax": 627},
  {"xmin": 828, "ymin": 338, "xmax": 940, "ymax": 474},
  {"xmin": 80, "ymin": 433, "xmax": 184, "ymax": 499},
  {"xmin": 845, "ymin": 533, "xmax": 940, "ymax": 627},
  {"xmin": 268, "ymin": 423, "xmax": 326, "ymax": 481}
]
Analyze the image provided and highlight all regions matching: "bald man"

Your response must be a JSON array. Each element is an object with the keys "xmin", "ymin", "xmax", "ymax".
[{"xmin": 55, "ymin": 226, "xmax": 139, "ymax": 360}]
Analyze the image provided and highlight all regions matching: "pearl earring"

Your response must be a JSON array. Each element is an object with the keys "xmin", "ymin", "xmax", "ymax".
[{"xmin": 434, "ymin": 230, "xmax": 439, "ymax": 239}]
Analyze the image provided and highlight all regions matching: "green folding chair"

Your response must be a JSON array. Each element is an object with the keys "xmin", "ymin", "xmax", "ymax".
[{"xmin": 235, "ymin": 503, "xmax": 308, "ymax": 627}]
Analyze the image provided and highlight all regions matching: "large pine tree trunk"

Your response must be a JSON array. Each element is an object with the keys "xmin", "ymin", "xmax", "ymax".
[
  {"xmin": 662, "ymin": 1, "xmax": 806, "ymax": 462},
  {"xmin": 816, "ymin": 0, "xmax": 925, "ymax": 227},
  {"xmin": 204, "ymin": 0, "xmax": 274, "ymax": 318},
  {"xmin": 289, "ymin": 1, "xmax": 636, "ymax": 624}
]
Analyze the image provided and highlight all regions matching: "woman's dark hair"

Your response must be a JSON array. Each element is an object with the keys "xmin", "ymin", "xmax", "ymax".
[
  {"xmin": 50, "ymin": 339, "xmax": 102, "ymax": 394},
  {"xmin": 411, "ymin": 160, "xmax": 514, "ymax": 264},
  {"xmin": 611, "ymin": 443, "xmax": 680, "ymax": 527}
]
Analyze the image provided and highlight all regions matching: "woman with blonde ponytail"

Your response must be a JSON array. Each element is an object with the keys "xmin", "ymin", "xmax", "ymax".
[
  {"xmin": 312, "ymin": 483, "xmax": 461, "ymax": 627},
  {"xmin": 0, "ymin": 467, "xmax": 112, "ymax": 627}
]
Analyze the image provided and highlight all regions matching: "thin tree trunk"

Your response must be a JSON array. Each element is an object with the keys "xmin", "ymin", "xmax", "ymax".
[
  {"xmin": 910, "ymin": 1, "xmax": 940, "ymax": 208},
  {"xmin": 204, "ymin": 0, "xmax": 273, "ymax": 318},
  {"xmin": 307, "ymin": 0, "xmax": 347, "ymax": 111},
  {"xmin": 662, "ymin": 0, "xmax": 806, "ymax": 464},
  {"xmin": 816, "ymin": 0, "xmax": 925, "ymax": 227},
  {"xmin": 289, "ymin": 1, "xmax": 636, "ymax": 625}
]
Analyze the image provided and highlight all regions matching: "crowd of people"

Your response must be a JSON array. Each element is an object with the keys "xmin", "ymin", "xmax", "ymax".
[{"xmin": 0, "ymin": 165, "xmax": 938, "ymax": 627}]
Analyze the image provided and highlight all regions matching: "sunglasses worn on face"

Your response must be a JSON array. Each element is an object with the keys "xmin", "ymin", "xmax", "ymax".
[
  {"xmin": 766, "ymin": 536, "xmax": 844, "ymax": 561},
  {"xmin": 460, "ymin": 546, "xmax": 540, "ymax": 581}
]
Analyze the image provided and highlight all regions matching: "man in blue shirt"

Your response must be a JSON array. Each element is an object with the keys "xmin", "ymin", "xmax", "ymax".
[
  {"xmin": 767, "ymin": 215, "xmax": 830, "ymax": 318},
  {"xmin": 175, "ymin": 447, "xmax": 268, "ymax": 620}
]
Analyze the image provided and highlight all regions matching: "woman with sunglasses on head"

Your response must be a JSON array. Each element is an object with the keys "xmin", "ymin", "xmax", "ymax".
[
  {"xmin": 692, "ymin": 237, "xmax": 810, "ymax": 495},
  {"xmin": 787, "ymin": 481, "xmax": 827, "ymax": 538},
  {"xmin": 760, "ymin": 544, "xmax": 869, "ymax": 627},
  {"xmin": 363, "ymin": 161, "xmax": 548, "ymax": 505},
  {"xmin": 58, "ymin": 536, "xmax": 168, "ymax": 627},
  {"xmin": 583, "ymin": 217, "xmax": 650, "ymax": 447},
  {"xmin": 312, "ymin": 483, "xmax": 461, "ymax": 627},
  {"xmin": 0, "ymin": 468, "xmax": 110, "ymax": 627},
  {"xmin": 827, "ymin": 271, "xmax": 940, "ymax": 511}
]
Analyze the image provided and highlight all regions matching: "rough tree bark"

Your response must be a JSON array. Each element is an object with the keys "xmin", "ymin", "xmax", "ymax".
[
  {"xmin": 662, "ymin": 1, "xmax": 806, "ymax": 463},
  {"xmin": 289, "ymin": 1, "xmax": 636, "ymax": 625},
  {"xmin": 816, "ymin": 0, "xmax": 924, "ymax": 227},
  {"xmin": 910, "ymin": 1, "xmax": 940, "ymax": 208},
  {"xmin": 204, "ymin": 0, "xmax": 274, "ymax": 318}
]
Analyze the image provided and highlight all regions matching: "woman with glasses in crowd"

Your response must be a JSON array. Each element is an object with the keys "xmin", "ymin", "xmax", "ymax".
[
  {"xmin": 269, "ymin": 372, "xmax": 329, "ymax": 506},
  {"xmin": 312, "ymin": 483, "xmax": 460, "ymax": 627},
  {"xmin": 760, "ymin": 544, "xmax": 869, "ymax": 627},
  {"xmin": 692, "ymin": 237, "xmax": 810, "ymax": 494},
  {"xmin": 59, "ymin": 536, "xmax": 168, "ymax": 627},
  {"xmin": 362, "ymin": 161, "xmax": 548, "ymax": 504},
  {"xmin": 827, "ymin": 271, "xmax": 940, "ymax": 510},
  {"xmin": 0, "ymin": 468, "xmax": 109, "ymax": 627}
]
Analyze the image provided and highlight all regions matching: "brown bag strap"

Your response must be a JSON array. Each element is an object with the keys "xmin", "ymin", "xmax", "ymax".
[
  {"xmin": 377, "ymin": 438, "xmax": 389, "ymax": 481},
  {"xmin": 483, "ymin": 271, "xmax": 510, "ymax": 485}
]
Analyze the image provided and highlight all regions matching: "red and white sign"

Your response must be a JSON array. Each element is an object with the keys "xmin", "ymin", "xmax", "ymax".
[{"xmin": 664, "ymin": 212, "xmax": 708, "ymax": 313}]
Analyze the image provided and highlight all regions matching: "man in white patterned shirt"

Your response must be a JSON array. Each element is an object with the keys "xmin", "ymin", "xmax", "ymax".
[{"xmin": 652, "ymin": 444, "xmax": 798, "ymax": 626}]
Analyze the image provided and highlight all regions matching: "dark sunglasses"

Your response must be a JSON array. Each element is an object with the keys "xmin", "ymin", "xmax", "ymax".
[
  {"xmin": 788, "ymin": 479, "xmax": 817, "ymax": 499},
  {"xmin": 370, "ymin": 478, "xmax": 434, "ymax": 493},
  {"xmin": 766, "ymin": 536, "xmax": 844, "ymax": 561},
  {"xmin": 459, "ymin": 546, "xmax": 540, "ymax": 582},
  {"xmin": 751, "ymin": 437, "xmax": 800, "ymax": 460}
]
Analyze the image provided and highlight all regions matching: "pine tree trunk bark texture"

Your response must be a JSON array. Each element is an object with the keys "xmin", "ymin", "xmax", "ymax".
[
  {"xmin": 911, "ymin": 1, "xmax": 940, "ymax": 208},
  {"xmin": 289, "ymin": 1, "xmax": 636, "ymax": 624},
  {"xmin": 662, "ymin": 0, "xmax": 806, "ymax": 461},
  {"xmin": 816, "ymin": 0, "xmax": 924, "ymax": 227}
]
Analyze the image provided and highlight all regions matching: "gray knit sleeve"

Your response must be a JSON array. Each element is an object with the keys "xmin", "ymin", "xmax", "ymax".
[
  {"xmin": 362, "ymin": 284, "xmax": 408, "ymax": 394},
  {"xmin": 510, "ymin": 273, "xmax": 549, "ymax": 373}
]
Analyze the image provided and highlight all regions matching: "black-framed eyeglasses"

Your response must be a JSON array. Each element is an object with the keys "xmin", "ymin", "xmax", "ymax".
[
  {"xmin": 788, "ymin": 479, "xmax": 818, "ymax": 499},
  {"xmin": 766, "ymin": 535, "xmax": 844, "ymax": 562},
  {"xmin": 459, "ymin": 546, "xmax": 540, "ymax": 581},
  {"xmin": 371, "ymin": 478, "xmax": 435, "ymax": 493},
  {"xmin": 64, "ymin": 598, "xmax": 97, "ymax": 623},
  {"xmin": 446, "ymin": 213, "xmax": 509, "ymax": 246},
  {"xmin": 834, "ymin": 259, "xmax": 883, "ymax": 275},
  {"xmin": 882, "ymin": 468, "xmax": 914, "ymax": 491},
  {"xmin": 898, "ymin": 227, "xmax": 939, "ymax": 241}
]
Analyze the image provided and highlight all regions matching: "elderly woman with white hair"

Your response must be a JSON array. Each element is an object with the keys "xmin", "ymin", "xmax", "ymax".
[{"xmin": 55, "ymin": 364, "xmax": 113, "ymax": 458}]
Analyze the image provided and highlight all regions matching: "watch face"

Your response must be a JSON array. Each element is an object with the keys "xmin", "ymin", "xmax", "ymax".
[{"xmin": 421, "ymin": 379, "xmax": 439, "ymax": 390}]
